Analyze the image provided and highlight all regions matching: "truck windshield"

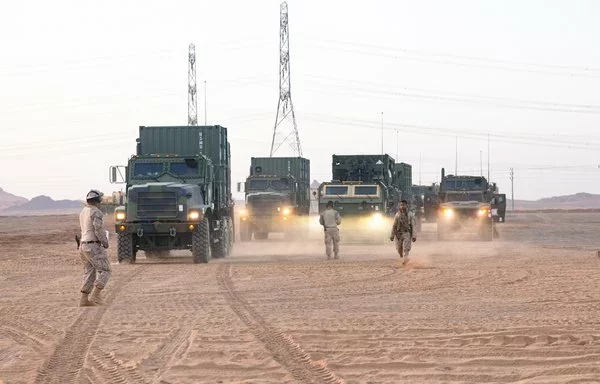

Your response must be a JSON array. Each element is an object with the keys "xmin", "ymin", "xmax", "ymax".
[
  {"xmin": 324, "ymin": 186, "xmax": 349, "ymax": 196},
  {"xmin": 133, "ymin": 163, "xmax": 164, "ymax": 178},
  {"xmin": 248, "ymin": 180, "xmax": 269, "ymax": 190},
  {"xmin": 354, "ymin": 186, "xmax": 378, "ymax": 196},
  {"xmin": 169, "ymin": 162, "xmax": 199, "ymax": 176},
  {"xmin": 270, "ymin": 179, "xmax": 290, "ymax": 190}
]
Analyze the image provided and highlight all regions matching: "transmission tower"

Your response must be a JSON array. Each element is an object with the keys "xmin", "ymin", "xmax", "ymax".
[
  {"xmin": 270, "ymin": 2, "xmax": 302, "ymax": 157},
  {"xmin": 188, "ymin": 43, "xmax": 198, "ymax": 126}
]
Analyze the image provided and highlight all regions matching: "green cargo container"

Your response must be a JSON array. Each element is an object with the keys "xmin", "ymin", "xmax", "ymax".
[
  {"xmin": 249, "ymin": 157, "xmax": 310, "ymax": 185},
  {"xmin": 394, "ymin": 162, "xmax": 412, "ymax": 193}
]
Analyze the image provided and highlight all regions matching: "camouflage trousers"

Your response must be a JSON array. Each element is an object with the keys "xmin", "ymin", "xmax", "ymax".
[
  {"xmin": 79, "ymin": 243, "xmax": 112, "ymax": 293},
  {"xmin": 394, "ymin": 232, "xmax": 412, "ymax": 258},
  {"xmin": 324, "ymin": 228, "xmax": 340, "ymax": 259}
]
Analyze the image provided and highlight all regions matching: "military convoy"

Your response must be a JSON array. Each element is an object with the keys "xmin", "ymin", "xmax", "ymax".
[
  {"xmin": 238, "ymin": 157, "xmax": 310, "ymax": 241},
  {"xmin": 436, "ymin": 168, "xmax": 497, "ymax": 241},
  {"xmin": 109, "ymin": 125, "xmax": 234, "ymax": 264}
]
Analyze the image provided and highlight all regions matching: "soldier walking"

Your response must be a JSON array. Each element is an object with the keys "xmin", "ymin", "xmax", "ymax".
[
  {"xmin": 390, "ymin": 199, "xmax": 417, "ymax": 265},
  {"xmin": 78, "ymin": 189, "xmax": 111, "ymax": 306},
  {"xmin": 319, "ymin": 201, "xmax": 342, "ymax": 260}
]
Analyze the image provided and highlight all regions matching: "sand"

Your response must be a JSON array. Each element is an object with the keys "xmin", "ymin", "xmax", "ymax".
[{"xmin": 0, "ymin": 212, "xmax": 599, "ymax": 383}]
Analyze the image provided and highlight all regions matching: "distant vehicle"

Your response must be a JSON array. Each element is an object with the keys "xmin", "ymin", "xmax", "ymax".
[
  {"xmin": 109, "ymin": 125, "xmax": 234, "ymax": 264},
  {"xmin": 412, "ymin": 183, "xmax": 440, "ymax": 223},
  {"xmin": 436, "ymin": 168, "xmax": 495, "ymax": 241},
  {"xmin": 317, "ymin": 154, "xmax": 407, "ymax": 241},
  {"xmin": 238, "ymin": 157, "xmax": 310, "ymax": 241},
  {"xmin": 491, "ymin": 193, "xmax": 507, "ymax": 222}
]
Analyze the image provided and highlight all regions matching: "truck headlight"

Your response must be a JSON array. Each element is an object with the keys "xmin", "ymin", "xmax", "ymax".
[
  {"xmin": 443, "ymin": 208, "xmax": 454, "ymax": 219},
  {"xmin": 115, "ymin": 211, "xmax": 126, "ymax": 221},
  {"xmin": 239, "ymin": 208, "xmax": 248, "ymax": 217},
  {"xmin": 281, "ymin": 207, "xmax": 291, "ymax": 216},
  {"xmin": 477, "ymin": 208, "xmax": 490, "ymax": 217},
  {"xmin": 188, "ymin": 210, "xmax": 201, "ymax": 220},
  {"xmin": 369, "ymin": 212, "xmax": 384, "ymax": 228}
]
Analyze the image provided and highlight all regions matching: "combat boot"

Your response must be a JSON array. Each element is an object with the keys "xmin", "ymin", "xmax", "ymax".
[
  {"xmin": 89, "ymin": 286, "xmax": 104, "ymax": 305},
  {"xmin": 79, "ymin": 292, "xmax": 96, "ymax": 307}
]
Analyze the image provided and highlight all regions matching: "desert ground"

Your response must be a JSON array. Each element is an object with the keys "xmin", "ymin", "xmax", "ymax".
[{"xmin": 0, "ymin": 212, "xmax": 599, "ymax": 384}]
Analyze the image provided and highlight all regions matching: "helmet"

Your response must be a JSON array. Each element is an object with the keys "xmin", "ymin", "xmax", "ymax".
[{"xmin": 86, "ymin": 189, "xmax": 104, "ymax": 201}]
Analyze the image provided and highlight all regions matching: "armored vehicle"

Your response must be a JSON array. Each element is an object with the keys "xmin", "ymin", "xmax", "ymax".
[
  {"xmin": 238, "ymin": 157, "xmax": 310, "ymax": 241},
  {"xmin": 436, "ymin": 168, "xmax": 495, "ymax": 241},
  {"xmin": 109, "ymin": 125, "xmax": 234, "ymax": 263},
  {"xmin": 412, "ymin": 184, "xmax": 440, "ymax": 222}
]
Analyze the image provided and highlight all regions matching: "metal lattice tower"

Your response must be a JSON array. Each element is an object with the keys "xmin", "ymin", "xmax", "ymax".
[
  {"xmin": 270, "ymin": 2, "xmax": 302, "ymax": 157},
  {"xmin": 188, "ymin": 43, "xmax": 198, "ymax": 126}
]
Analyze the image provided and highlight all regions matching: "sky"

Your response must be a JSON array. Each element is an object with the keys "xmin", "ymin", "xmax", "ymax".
[{"xmin": 0, "ymin": 0, "xmax": 599, "ymax": 201}]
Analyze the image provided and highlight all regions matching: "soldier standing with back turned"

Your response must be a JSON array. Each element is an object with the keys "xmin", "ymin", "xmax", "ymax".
[
  {"xmin": 78, "ymin": 189, "xmax": 111, "ymax": 306},
  {"xmin": 319, "ymin": 200, "xmax": 342, "ymax": 260},
  {"xmin": 390, "ymin": 199, "xmax": 417, "ymax": 265}
]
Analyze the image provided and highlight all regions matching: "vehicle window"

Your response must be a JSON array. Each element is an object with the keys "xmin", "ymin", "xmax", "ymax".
[
  {"xmin": 169, "ymin": 162, "xmax": 199, "ymax": 176},
  {"xmin": 133, "ymin": 163, "xmax": 163, "ymax": 178},
  {"xmin": 270, "ymin": 179, "xmax": 290, "ymax": 190},
  {"xmin": 354, "ymin": 186, "xmax": 378, "ymax": 195},
  {"xmin": 248, "ymin": 179, "xmax": 269, "ymax": 190},
  {"xmin": 324, "ymin": 186, "xmax": 349, "ymax": 195}
]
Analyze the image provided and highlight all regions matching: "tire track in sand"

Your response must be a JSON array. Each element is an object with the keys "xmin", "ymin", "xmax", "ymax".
[
  {"xmin": 34, "ymin": 266, "xmax": 146, "ymax": 384},
  {"xmin": 217, "ymin": 264, "xmax": 345, "ymax": 384}
]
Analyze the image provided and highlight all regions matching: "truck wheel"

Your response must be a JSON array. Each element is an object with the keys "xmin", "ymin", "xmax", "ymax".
[
  {"xmin": 481, "ymin": 222, "xmax": 493, "ymax": 241},
  {"xmin": 239, "ymin": 221, "xmax": 251, "ymax": 242},
  {"xmin": 436, "ymin": 225, "xmax": 445, "ymax": 241},
  {"xmin": 212, "ymin": 218, "xmax": 232, "ymax": 258},
  {"xmin": 192, "ymin": 217, "xmax": 211, "ymax": 263},
  {"xmin": 118, "ymin": 233, "xmax": 136, "ymax": 264},
  {"xmin": 255, "ymin": 232, "xmax": 268, "ymax": 240}
]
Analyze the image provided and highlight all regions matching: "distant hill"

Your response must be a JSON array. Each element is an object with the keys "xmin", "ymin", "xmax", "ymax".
[
  {"xmin": 0, "ymin": 188, "xmax": 28, "ymax": 210},
  {"xmin": 2, "ymin": 195, "xmax": 82, "ymax": 214},
  {"xmin": 509, "ymin": 193, "xmax": 600, "ymax": 210}
]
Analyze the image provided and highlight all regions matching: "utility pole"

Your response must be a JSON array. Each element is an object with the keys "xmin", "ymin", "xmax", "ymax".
[
  {"xmin": 510, "ymin": 168, "xmax": 515, "ymax": 211},
  {"xmin": 480, "ymin": 150, "xmax": 483, "ymax": 176},
  {"xmin": 487, "ymin": 133, "xmax": 490, "ymax": 181},
  {"xmin": 270, "ymin": 1, "xmax": 302, "ymax": 157},
  {"xmin": 419, "ymin": 152, "xmax": 422, "ymax": 185},
  {"xmin": 188, "ymin": 43, "xmax": 198, "ymax": 126},
  {"xmin": 204, "ymin": 80, "xmax": 207, "ymax": 126}
]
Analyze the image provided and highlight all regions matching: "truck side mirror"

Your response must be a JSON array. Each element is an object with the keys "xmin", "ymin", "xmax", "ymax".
[
  {"xmin": 236, "ymin": 182, "xmax": 242, "ymax": 193},
  {"xmin": 312, "ymin": 191, "xmax": 317, "ymax": 197},
  {"xmin": 109, "ymin": 166, "xmax": 127, "ymax": 184}
]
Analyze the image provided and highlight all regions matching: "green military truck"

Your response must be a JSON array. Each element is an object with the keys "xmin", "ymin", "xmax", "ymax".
[
  {"xmin": 317, "ymin": 154, "xmax": 403, "ymax": 241},
  {"xmin": 436, "ymin": 168, "xmax": 495, "ymax": 241},
  {"xmin": 238, "ymin": 157, "xmax": 310, "ymax": 241},
  {"xmin": 109, "ymin": 125, "xmax": 234, "ymax": 263}
]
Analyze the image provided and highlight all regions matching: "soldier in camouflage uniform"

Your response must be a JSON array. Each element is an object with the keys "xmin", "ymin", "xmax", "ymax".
[
  {"xmin": 319, "ymin": 201, "xmax": 342, "ymax": 260},
  {"xmin": 78, "ymin": 189, "xmax": 111, "ymax": 306},
  {"xmin": 390, "ymin": 199, "xmax": 417, "ymax": 265}
]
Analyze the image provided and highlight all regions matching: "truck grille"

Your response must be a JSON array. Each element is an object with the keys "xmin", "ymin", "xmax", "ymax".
[
  {"xmin": 248, "ymin": 200, "xmax": 280, "ymax": 215},
  {"xmin": 137, "ymin": 191, "xmax": 178, "ymax": 219}
]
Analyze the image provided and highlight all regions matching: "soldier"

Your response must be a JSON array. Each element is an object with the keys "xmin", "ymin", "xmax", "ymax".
[
  {"xmin": 319, "ymin": 200, "xmax": 342, "ymax": 260},
  {"xmin": 390, "ymin": 199, "xmax": 417, "ymax": 265},
  {"xmin": 78, "ymin": 189, "xmax": 111, "ymax": 306}
]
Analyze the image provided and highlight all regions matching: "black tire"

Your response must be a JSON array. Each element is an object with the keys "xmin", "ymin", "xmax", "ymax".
[
  {"xmin": 481, "ymin": 222, "xmax": 493, "ymax": 241},
  {"xmin": 212, "ymin": 218, "xmax": 232, "ymax": 258},
  {"xmin": 255, "ymin": 232, "xmax": 268, "ymax": 240},
  {"xmin": 239, "ymin": 221, "xmax": 251, "ymax": 242},
  {"xmin": 437, "ymin": 225, "xmax": 445, "ymax": 241},
  {"xmin": 117, "ymin": 233, "xmax": 136, "ymax": 264},
  {"xmin": 192, "ymin": 217, "xmax": 211, "ymax": 263}
]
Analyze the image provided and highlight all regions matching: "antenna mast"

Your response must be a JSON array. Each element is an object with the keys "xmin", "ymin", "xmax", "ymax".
[
  {"xmin": 188, "ymin": 43, "xmax": 198, "ymax": 126},
  {"xmin": 270, "ymin": 2, "xmax": 302, "ymax": 157}
]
